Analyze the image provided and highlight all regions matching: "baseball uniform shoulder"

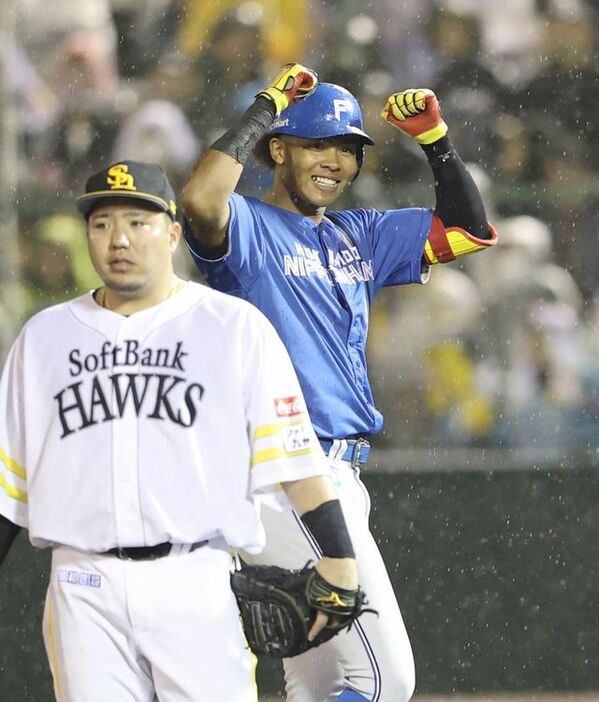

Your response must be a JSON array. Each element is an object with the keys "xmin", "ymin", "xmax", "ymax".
[
  {"xmin": 2, "ymin": 294, "xmax": 93, "ymax": 363},
  {"xmin": 230, "ymin": 191, "xmax": 305, "ymax": 223},
  {"xmin": 15, "ymin": 285, "xmax": 278, "ymax": 344},
  {"xmin": 18, "ymin": 292, "xmax": 91, "ymax": 335}
]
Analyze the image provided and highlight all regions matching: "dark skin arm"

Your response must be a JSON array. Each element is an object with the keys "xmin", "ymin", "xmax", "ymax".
[
  {"xmin": 181, "ymin": 149, "xmax": 242, "ymax": 250},
  {"xmin": 181, "ymin": 95, "xmax": 278, "ymax": 250},
  {"xmin": 182, "ymin": 65, "xmax": 316, "ymax": 250}
]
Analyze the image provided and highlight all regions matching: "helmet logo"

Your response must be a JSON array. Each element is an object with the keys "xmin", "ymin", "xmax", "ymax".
[
  {"xmin": 333, "ymin": 99, "xmax": 352, "ymax": 121},
  {"xmin": 272, "ymin": 117, "xmax": 290, "ymax": 129}
]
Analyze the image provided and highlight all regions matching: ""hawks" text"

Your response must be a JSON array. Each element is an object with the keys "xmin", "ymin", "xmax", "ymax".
[{"xmin": 54, "ymin": 372, "xmax": 205, "ymax": 438}]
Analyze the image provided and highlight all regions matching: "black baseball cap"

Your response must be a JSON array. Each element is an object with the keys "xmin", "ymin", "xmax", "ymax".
[{"xmin": 76, "ymin": 160, "xmax": 177, "ymax": 220}]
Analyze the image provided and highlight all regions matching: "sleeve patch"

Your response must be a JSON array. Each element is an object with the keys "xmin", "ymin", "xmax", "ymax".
[
  {"xmin": 281, "ymin": 425, "xmax": 313, "ymax": 454},
  {"xmin": 274, "ymin": 396, "xmax": 303, "ymax": 418}
]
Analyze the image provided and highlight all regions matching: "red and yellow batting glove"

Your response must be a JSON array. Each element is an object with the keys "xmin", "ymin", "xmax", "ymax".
[
  {"xmin": 381, "ymin": 89, "xmax": 448, "ymax": 145},
  {"xmin": 257, "ymin": 63, "xmax": 318, "ymax": 116}
]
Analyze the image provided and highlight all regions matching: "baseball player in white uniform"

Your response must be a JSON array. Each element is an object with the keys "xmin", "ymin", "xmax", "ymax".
[{"xmin": 0, "ymin": 160, "xmax": 359, "ymax": 702}]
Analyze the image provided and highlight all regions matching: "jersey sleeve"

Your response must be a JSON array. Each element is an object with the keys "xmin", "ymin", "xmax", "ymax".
[
  {"xmin": 0, "ymin": 333, "xmax": 29, "ymax": 528},
  {"xmin": 240, "ymin": 306, "xmax": 329, "ymax": 511},
  {"xmin": 368, "ymin": 207, "xmax": 433, "ymax": 290},
  {"xmin": 184, "ymin": 192, "xmax": 266, "ymax": 294}
]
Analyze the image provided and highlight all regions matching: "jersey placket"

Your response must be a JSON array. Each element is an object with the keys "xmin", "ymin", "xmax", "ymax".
[
  {"xmin": 317, "ymin": 223, "xmax": 369, "ymax": 391},
  {"xmin": 111, "ymin": 320, "xmax": 145, "ymax": 546}
]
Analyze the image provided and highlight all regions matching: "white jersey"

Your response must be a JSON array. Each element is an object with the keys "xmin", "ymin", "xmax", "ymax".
[{"xmin": 0, "ymin": 281, "xmax": 328, "ymax": 554}]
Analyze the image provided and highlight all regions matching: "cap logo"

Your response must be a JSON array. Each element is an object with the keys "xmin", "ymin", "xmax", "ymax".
[
  {"xmin": 106, "ymin": 164, "xmax": 136, "ymax": 191},
  {"xmin": 333, "ymin": 99, "xmax": 352, "ymax": 121}
]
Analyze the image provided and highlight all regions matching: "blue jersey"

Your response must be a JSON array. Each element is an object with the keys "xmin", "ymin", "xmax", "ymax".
[{"xmin": 185, "ymin": 192, "xmax": 431, "ymax": 439}]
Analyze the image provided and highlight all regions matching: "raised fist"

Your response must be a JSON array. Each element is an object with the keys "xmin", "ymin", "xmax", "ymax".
[
  {"xmin": 257, "ymin": 63, "xmax": 318, "ymax": 115},
  {"xmin": 381, "ymin": 89, "xmax": 448, "ymax": 145}
]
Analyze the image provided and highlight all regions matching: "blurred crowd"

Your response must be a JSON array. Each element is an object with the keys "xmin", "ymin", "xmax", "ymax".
[{"xmin": 1, "ymin": 0, "xmax": 599, "ymax": 452}]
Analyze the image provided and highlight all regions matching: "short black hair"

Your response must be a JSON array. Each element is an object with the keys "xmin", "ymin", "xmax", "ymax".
[{"xmin": 253, "ymin": 134, "xmax": 276, "ymax": 170}]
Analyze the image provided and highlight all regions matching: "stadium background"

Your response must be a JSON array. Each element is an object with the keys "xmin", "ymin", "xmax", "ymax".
[{"xmin": 1, "ymin": 0, "xmax": 598, "ymax": 699}]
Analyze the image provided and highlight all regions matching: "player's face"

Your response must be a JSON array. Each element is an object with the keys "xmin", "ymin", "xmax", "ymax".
[
  {"xmin": 271, "ymin": 136, "xmax": 360, "ymax": 216},
  {"xmin": 86, "ymin": 202, "xmax": 181, "ymax": 298}
]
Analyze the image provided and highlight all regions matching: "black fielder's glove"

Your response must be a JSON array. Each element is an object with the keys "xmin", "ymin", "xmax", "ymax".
[{"xmin": 230, "ymin": 562, "xmax": 372, "ymax": 658}]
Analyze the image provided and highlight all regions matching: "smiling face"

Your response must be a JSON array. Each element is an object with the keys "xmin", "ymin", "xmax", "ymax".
[
  {"xmin": 267, "ymin": 135, "xmax": 360, "ymax": 220},
  {"xmin": 86, "ymin": 199, "xmax": 181, "ymax": 306}
]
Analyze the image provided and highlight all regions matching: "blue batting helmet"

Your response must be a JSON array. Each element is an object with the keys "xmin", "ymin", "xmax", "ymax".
[{"xmin": 267, "ymin": 83, "xmax": 374, "ymax": 169}]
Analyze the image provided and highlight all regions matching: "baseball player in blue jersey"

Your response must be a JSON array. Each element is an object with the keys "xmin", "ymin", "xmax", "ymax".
[{"xmin": 182, "ymin": 64, "xmax": 498, "ymax": 702}]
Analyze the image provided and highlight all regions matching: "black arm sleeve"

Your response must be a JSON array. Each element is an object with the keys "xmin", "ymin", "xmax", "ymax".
[
  {"xmin": 0, "ymin": 515, "xmax": 21, "ymax": 567},
  {"xmin": 211, "ymin": 96, "xmax": 276, "ymax": 165},
  {"xmin": 421, "ymin": 136, "xmax": 491, "ymax": 240},
  {"xmin": 300, "ymin": 499, "xmax": 355, "ymax": 559}
]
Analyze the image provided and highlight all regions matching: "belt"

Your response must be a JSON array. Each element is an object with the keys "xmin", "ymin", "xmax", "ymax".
[
  {"xmin": 104, "ymin": 540, "xmax": 209, "ymax": 561},
  {"xmin": 319, "ymin": 438, "xmax": 370, "ymax": 468}
]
